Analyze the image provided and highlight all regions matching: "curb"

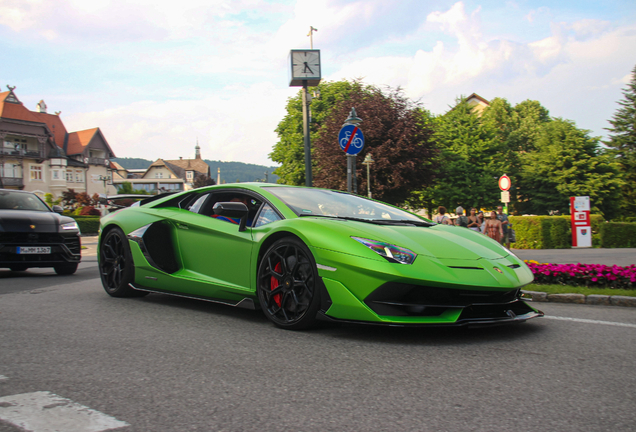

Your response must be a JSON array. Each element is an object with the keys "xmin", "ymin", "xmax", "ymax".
[{"xmin": 521, "ymin": 291, "xmax": 636, "ymax": 308}]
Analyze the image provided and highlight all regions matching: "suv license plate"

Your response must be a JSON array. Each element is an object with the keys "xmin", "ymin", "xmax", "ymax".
[{"xmin": 17, "ymin": 246, "xmax": 51, "ymax": 254}]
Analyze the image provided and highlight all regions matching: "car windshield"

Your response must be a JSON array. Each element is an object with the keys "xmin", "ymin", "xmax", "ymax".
[
  {"xmin": 0, "ymin": 191, "xmax": 50, "ymax": 212},
  {"xmin": 265, "ymin": 187, "xmax": 426, "ymax": 223}
]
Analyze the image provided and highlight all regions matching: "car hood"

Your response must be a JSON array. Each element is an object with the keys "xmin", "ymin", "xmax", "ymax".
[
  {"xmin": 300, "ymin": 218, "xmax": 507, "ymax": 261},
  {"xmin": 0, "ymin": 209, "xmax": 74, "ymax": 233}
]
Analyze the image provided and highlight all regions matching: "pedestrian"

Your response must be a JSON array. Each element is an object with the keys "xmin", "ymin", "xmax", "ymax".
[
  {"xmin": 467, "ymin": 207, "xmax": 481, "ymax": 232},
  {"xmin": 455, "ymin": 206, "xmax": 469, "ymax": 227},
  {"xmin": 433, "ymin": 206, "xmax": 450, "ymax": 224},
  {"xmin": 485, "ymin": 211, "xmax": 503, "ymax": 242},
  {"xmin": 497, "ymin": 205, "xmax": 511, "ymax": 249},
  {"xmin": 477, "ymin": 210, "xmax": 486, "ymax": 233}
]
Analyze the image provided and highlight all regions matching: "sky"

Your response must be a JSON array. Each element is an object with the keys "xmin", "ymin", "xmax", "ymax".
[{"xmin": 2, "ymin": 0, "xmax": 635, "ymax": 166}]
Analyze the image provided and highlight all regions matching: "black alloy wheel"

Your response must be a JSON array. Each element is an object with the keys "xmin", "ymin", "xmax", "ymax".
[
  {"xmin": 257, "ymin": 237, "xmax": 321, "ymax": 330},
  {"xmin": 99, "ymin": 227, "xmax": 147, "ymax": 297}
]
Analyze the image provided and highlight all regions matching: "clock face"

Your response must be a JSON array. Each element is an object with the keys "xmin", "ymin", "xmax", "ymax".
[{"xmin": 291, "ymin": 51, "xmax": 320, "ymax": 79}]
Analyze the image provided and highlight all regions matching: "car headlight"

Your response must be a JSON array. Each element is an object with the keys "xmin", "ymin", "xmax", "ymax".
[
  {"xmin": 352, "ymin": 237, "xmax": 417, "ymax": 265},
  {"xmin": 61, "ymin": 221, "xmax": 79, "ymax": 231}
]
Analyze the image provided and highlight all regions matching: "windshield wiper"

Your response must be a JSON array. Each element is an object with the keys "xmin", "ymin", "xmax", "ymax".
[
  {"xmin": 298, "ymin": 214, "xmax": 433, "ymax": 226},
  {"xmin": 373, "ymin": 219, "xmax": 434, "ymax": 227}
]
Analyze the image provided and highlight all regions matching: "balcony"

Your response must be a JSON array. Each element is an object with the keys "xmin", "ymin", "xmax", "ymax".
[
  {"xmin": 0, "ymin": 177, "xmax": 24, "ymax": 188},
  {"xmin": 87, "ymin": 157, "xmax": 108, "ymax": 166},
  {"xmin": 0, "ymin": 147, "xmax": 44, "ymax": 158}
]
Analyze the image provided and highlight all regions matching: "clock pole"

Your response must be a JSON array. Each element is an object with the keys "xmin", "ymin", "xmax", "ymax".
[
  {"xmin": 302, "ymin": 81, "xmax": 312, "ymax": 187},
  {"xmin": 288, "ymin": 48, "xmax": 321, "ymax": 187}
]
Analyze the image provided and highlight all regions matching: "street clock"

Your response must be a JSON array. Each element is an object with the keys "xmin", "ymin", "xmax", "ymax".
[{"xmin": 289, "ymin": 49, "xmax": 321, "ymax": 87}]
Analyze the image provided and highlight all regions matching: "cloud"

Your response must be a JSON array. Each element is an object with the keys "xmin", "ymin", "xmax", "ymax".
[
  {"xmin": 4, "ymin": 0, "xmax": 635, "ymax": 166},
  {"xmin": 64, "ymin": 82, "xmax": 292, "ymax": 165},
  {"xmin": 325, "ymin": 2, "xmax": 635, "ymax": 123}
]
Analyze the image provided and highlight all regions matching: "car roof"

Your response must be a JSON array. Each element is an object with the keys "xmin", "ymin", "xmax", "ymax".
[{"xmin": 0, "ymin": 188, "xmax": 37, "ymax": 195}]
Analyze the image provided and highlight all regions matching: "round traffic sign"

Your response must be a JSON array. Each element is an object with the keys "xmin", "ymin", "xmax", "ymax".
[
  {"xmin": 498, "ymin": 174, "xmax": 511, "ymax": 191},
  {"xmin": 338, "ymin": 125, "xmax": 364, "ymax": 155}
]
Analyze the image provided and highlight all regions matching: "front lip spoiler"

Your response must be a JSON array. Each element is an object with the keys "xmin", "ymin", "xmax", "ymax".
[{"xmin": 316, "ymin": 309, "xmax": 544, "ymax": 328}]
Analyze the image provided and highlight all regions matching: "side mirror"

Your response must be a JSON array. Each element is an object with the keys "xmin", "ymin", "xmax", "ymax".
[
  {"xmin": 213, "ymin": 202, "xmax": 249, "ymax": 232},
  {"xmin": 52, "ymin": 205, "xmax": 64, "ymax": 214}
]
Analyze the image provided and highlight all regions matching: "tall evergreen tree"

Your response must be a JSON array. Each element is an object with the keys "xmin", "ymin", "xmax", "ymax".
[
  {"xmin": 426, "ymin": 97, "xmax": 502, "ymax": 211},
  {"xmin": 519, "ymin": 118, "xmax": 622, "ymax": 218},
  {"xmin": 605, "ymin": 64, "xmax": 636, "ymax": 215}
]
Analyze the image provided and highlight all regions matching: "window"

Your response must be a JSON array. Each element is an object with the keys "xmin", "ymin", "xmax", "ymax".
[
  {"xmin": 155, "ymin": 172, "xmax": 163, "ymax": 179},
  {"xmin": 66, "ymin": 170, "xmax": 73, "ymax": 182},
  {"xmin": 30, "ymin": 165, "xmax": 42, "ymax": 181},
  {"xmin": 75, "ymin": 170, "xmax": 83, "ymax": 182},
  {"xmin": 186, "ymin": 171, "xmax": 193, "ymax": 181},
  {"xmin": 159, "ymin": 183, "xmax": 183, "ymax": 191},
  {"xmin": 254, "ymin": 203, "xmax": 282, "ymax": 227},
  {"xmin": 52, "ymin": 170, "xmax": 60, "ymax": 180}
]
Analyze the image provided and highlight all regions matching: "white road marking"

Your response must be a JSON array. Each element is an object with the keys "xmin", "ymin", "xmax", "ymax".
[
  {"xmin": 0, "ymin": 391, "xmax": 129, "ymax": 432},
  {"xmin": 0, "ymin": 375, "xmax": 7, "ymax": 381},
  {"xmin": 545, "ymin": 315, "xmax": 636, "ymax": 328}
]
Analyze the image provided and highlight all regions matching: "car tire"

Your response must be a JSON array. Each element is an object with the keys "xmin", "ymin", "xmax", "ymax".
[
  {"xmin": 10, "ymin": 265, "xmax": 28, "ymax": 272},
  {"xmin": 257, "ymin": 237, "xmax": 321, "ymax": 330},
  {"xmin": 99, "ymin": 227, "xmax": 147, "ymax": 298},
  {"xmin": 54, "ymin": 263, "xmax": 78, "ymax": 275}
]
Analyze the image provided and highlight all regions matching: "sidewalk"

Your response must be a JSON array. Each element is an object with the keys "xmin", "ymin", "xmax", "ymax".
[{"xmin": 513, "ymin": 248, "xmax": 636, "ymax": 266}]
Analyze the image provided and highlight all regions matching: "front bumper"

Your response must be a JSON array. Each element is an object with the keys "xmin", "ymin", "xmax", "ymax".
[
  {"xmin": 0, "ymin": 232, "xmax": 81, "ymax": 268},
  {"xmin": 313, "ymin": 246, "xmax": 542, "ymax": 326}
]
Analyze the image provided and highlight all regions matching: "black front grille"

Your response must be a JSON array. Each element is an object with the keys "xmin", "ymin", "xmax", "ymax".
[
  {"xmin": 364, "ymin": 282, "xmax": 520, "ymax": 317},
  {"xmin": 0, "ymin": 231, "xmax": 81, "ymax": 265},
  {"xmin": 0, "ymin": 232, "xmax": 66, "ymax": 243}
]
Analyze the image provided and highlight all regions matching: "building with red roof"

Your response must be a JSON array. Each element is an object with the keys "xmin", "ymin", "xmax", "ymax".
[{"xmin": 0, "ymin": 86, "xmax": 117, "ymax": 198}]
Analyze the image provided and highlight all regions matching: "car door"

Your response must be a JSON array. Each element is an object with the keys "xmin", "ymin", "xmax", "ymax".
[{"xmin": 169, "ymin": 191, "xmax": 258, "ymax": 295}]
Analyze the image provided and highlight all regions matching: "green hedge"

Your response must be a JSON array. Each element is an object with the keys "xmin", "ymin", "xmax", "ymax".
[
  {"xmin": 71, "ymin": 216, "xmax": 100, "ymax": 235},
  {"xmin": 509, "ymin": 215, "xmax": 603, "ymax": 249},
  {"xmin": 600, "ymin": 223, "xmax": 636, "ymax": 248}
]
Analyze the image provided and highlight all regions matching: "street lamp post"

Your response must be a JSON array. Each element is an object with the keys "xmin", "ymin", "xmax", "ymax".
[
  {"xmin": 362, "ymin": 153, "xmax": 374, "ymax": 198},
  {"xmin": 97, "ymin": 175, "xmax": 110, "ymax": 197}
]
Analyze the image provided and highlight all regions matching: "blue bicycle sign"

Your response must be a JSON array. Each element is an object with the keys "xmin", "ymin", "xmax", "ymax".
[{"xmin": 338, "ymin": 125, "xmax": 364, "ymax": 155}]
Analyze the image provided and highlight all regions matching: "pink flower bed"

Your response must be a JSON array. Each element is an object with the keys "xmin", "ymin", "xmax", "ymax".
[{"xmin": 525, "ymin": 261, "xmax": 636, "ymax": 289}]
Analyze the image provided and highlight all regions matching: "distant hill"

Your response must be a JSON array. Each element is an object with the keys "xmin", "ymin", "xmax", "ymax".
[{"xmin": 113, "ymin": 157, "xmax": 280, "ymax": 183}]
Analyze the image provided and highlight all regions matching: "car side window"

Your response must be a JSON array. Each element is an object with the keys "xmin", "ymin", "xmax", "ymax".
[
  {"xmin": 254, "ymin": 203, "xmax": 282, "ymax": 227},
  {"xmin": 188, "ymin": 194, "xmax": 209, "ymax": 213}
]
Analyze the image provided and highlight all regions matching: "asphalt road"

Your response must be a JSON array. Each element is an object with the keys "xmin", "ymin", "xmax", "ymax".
[{"xmin": 1, "ymin": 258, "xmax": 635, "ymax": 431}]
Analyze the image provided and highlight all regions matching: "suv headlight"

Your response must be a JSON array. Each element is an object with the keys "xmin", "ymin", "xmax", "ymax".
[
  {"xmin": 61, "ymin": 221, "xmax": 79, "ymax": 231},
  {"xmin": 352, "ymin": 237, "xmax": 417, "ymax": 265}
]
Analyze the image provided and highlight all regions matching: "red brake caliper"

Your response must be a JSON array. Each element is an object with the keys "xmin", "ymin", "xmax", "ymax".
[{"xmin": 270, "ymin": 262, "xmax": 282, "ymax": 307}]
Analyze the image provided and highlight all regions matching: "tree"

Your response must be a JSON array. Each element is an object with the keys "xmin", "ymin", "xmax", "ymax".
[
  {"xmin": 518, "ymin": 118, "xmax": 622, "ymax": 218},
  {"xmin": 75, "ymin": 192, "xmax": 92, "ymax": 207},
  {"xmin": 480, "ymin": 98, "xmax": 552, "ymax": 213},
  {"xmin": 117, "ymin": 182, "xmax": 135, "ymax": 194},
  {"xmin": 312, "ymin": 84, "xmax": 438, "ymax": 205},
  {"xmin": 194, "ymin": 176, "xmax": 215, "ymax": 188},
  {"xmin": 424, "ymin": 97, "xmax": 503, "ymax": 211},
  {"xmin": 270, "ymin": 80, "xmax": 369, "ymax": 185},
  {"xmin": 44, "ymin": 193, "xmax": 61, "ymax": 207},
  {"xmin": 513, "ymin": 100, "xmax": 551, "ymax": 153},
  {"xmin": 61, "ymin": 189, "xmax": 77, "ymax": 208},
  {"xmin": 605, "ymin": 64, "xmax": 636, "ymax": 215},
  {"xmin": 116, "ymin": 181, "xmax": 149, "ymax": 195}
]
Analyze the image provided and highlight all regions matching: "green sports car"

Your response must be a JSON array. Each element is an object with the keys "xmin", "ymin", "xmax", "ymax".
[{"xmin": 98, "ymin": 183, "xmax": 543, "ymax": 329}]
